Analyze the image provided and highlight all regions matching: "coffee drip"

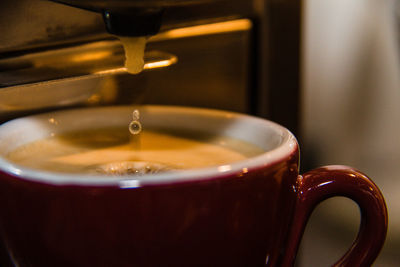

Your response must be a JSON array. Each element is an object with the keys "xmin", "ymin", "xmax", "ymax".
[
  {"xmin": 119, "ymin": 37, "xmax": 147, "ymax": 74},
  {"xmin": 129, "ymin": 110, "xmax": 142, "ymax": 135},
  {"xmin": 96, "ymin": 109, "xmax": 157, "ymax": 176},
  {"xmin": 91, "ymin": 109, "xmax": 180, "ymax": 176},
  {"xmin": 129, "ymin": 109, "xmax": 142, "ymax": 151}
]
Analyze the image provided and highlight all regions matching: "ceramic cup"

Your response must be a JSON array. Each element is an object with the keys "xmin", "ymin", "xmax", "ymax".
[{"xmin": 0, "ymin": 106, "xmax": 388, "ymax": 266}]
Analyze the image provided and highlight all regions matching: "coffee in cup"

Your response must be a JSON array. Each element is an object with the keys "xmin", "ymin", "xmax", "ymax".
[{"xmin": 6, "ymin": 126, "xmax": 265, "ymax": 175}]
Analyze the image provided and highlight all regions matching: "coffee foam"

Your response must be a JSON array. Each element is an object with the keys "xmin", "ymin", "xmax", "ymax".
[
  {"xmin": 0, "ymin": 106, "xmax": 298, "ymax": 186},
  {"xmin": 93, "ymin": 161, "xmax": 176, "ymax": 176},
  {"xmin": 6, "ymin": 128, "xmax": 264, "ymax": 176}
]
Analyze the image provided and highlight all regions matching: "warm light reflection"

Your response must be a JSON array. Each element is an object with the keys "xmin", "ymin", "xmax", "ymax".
[
  {"xmin": 144, "ymin": 58, "xmax": 177, "ymax": 69},
  {"xmin": 48, "ymin": 118, "xmax": 58, "ymax": 125},
  {"xmin": 151, "ymin": 19, "xmax": 252, "ymax": 41},
  {"xmin": 94, "ymin": 54, "xmax": 177, "ymax": 75},
  {"xmin": 69, "ymin": 51, "xmax": 112, "ymax": 63},
  {"xmin": 218, "ymin": 165, "xmax": 232, "ymax": 172},
  {"xmin": 95, "ymin": 67, "xmax": 126, "ymax": 75},
  {"xmin": 87, "ymin": 94, "xmax": 101, "ymax": 104}
]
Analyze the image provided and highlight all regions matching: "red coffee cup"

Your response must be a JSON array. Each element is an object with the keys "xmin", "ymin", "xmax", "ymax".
[{"xmin": 0, "ymin": 106, "xmax": 387, "ymax": 266}]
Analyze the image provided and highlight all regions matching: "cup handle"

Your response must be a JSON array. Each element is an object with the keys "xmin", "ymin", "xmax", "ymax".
[{"xmin": 282, "ymin": 165, "xmax": 388, "ymax": 266}]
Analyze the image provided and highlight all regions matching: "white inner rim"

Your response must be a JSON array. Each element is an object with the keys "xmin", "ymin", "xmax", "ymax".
[{"xmin": 0, "ymin": 105, "xmax": 298, "ymax": 187}]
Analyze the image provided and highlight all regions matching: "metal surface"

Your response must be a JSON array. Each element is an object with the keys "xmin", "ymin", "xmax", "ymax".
[
  {"xmin": 0, "ymin": 49, "xmax": 177, "ymax": 112},
  {"xmin": 0, "ymin": 0, "xmax": 252, "ymax": 54},
  {"xmin": 0, "ymin": 19, "xmax": 252, "ymax": 117},
  {"xmin": 0, "ymin": 41, "xmax": 177, "ymax": 87},
  {"xmin": 50, "ymin": 0, "xmax": 225, "ymax": 10},
  {"xmin": 0, "ymin": 0, "xmax": 302, "ymax": 136}
]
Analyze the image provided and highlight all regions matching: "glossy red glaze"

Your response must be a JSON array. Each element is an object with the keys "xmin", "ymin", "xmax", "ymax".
[
  {"xmin": 283, "ymin": 166, "xmax": 388, "ymax": 267},
  {"xmin": 0, "ymin": 155, "xmax": 388, "ymax": 266},
  {"xmin": 0, "ymin": 150, "xmax": 300, "ymax": 267}
]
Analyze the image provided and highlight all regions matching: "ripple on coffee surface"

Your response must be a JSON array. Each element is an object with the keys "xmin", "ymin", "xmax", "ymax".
[{"xmin": 6, "ymin": 128, "xmax": 265, "ymax": 176}]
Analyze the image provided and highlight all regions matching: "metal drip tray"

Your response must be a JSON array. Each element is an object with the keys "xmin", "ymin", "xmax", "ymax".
[
  {"xmin": 0, "ymin": 40, "xmax": 177, "ymax": 114},
  {"xmin": 0, "ymin": 40, "xmax": 177, "ymax": 87},
  {"xmin": 50, "ymin": 0, "xmax": 225, "ymax": 10}
]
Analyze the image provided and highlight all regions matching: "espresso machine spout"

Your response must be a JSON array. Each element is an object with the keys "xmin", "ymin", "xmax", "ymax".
[
  {"xmin": 102, "ymin": 8, "xmax": 163, "ymax": 37},
  {"xmin": 49, "ymin": 0, "xmax": 223, "ymax": 37}
]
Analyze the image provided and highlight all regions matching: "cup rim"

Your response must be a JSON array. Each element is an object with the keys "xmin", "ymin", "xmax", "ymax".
[{"xmin": 0, "ymin": 105, "xmax": 298, "ymax": 188}]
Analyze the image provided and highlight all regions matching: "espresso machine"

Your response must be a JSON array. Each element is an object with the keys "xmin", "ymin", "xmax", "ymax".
[
  {"xmin": 0, "ymin": 0, "xmax": 300, "ymax": 265},
  {"xmin": 0, "ymin": 0, "xmax": 301, "ymax": 134}
]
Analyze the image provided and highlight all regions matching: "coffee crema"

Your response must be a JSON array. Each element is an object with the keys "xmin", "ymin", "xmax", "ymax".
[{"xmin": 6, "ymin": 128, "xmax": 265, "ymax": 176}]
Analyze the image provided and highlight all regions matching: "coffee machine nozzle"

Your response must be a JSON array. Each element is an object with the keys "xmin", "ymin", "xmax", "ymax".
[{"xmin": 50, "ymin": 0, "xmax": 223, "ymax": 36}]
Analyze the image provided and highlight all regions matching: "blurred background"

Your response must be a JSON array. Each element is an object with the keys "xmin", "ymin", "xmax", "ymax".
[{"xmin": 299, "ymin": 0, "xmax": 400, "ymax": 265}]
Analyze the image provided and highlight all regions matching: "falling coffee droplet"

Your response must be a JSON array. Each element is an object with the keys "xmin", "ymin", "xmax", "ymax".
[
  {"xmin": 129, "ymin": 121, "xmax": 142, "ymax": 135},
  {"xmin": 132, "ymin": 109, "xmax": 140, "ymax": 121},
  {"xmin": 129, "ymin": 110, "xmax": 142, "ymax": 135},
  {"xmin": 129, "ymin": 109, "xmax": 142, "ymax": 150}
]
